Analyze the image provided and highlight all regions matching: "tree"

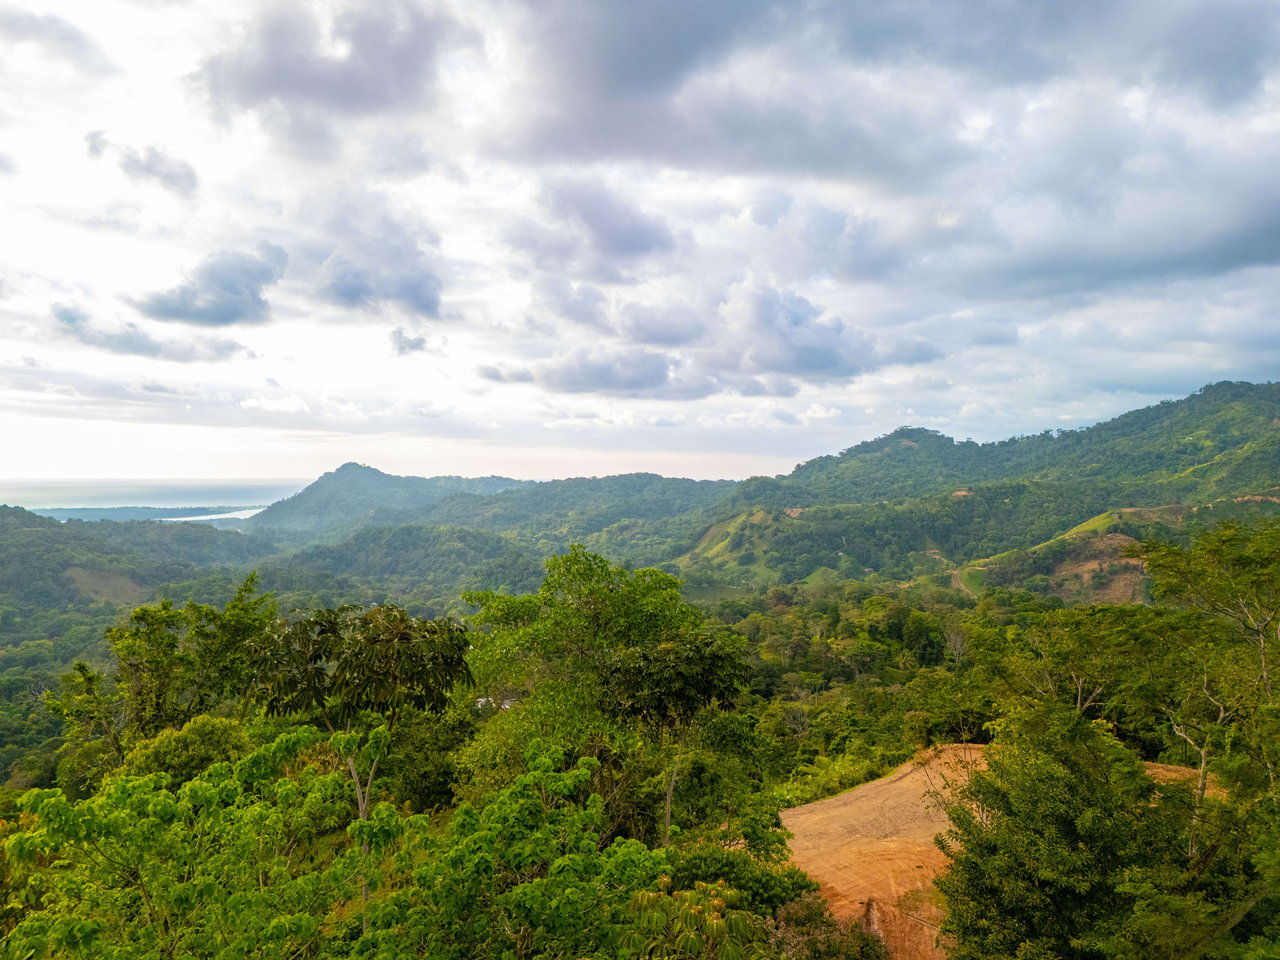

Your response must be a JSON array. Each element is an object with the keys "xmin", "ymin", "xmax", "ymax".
[
  {"xmin": 937, "ymin": 704, "xmax": 1279, "ymax": 960},
  {"xmin": 44, "ymin": 576, "xmax": 276, "ymax": 796},
  {"xmin": 1142, "ymin": 520, "xmax": 1280, "ymax": 699},
  {"xmin": 110, "ymin": 573, "xmax": 276, "ymax": 736},
  {"xmin": 42, "ymin": 662, "xmax": 124, "ymax": 796},
  {"xmin": 5, "ymin": 730, "xmax": 363, "ymax": 960},
  {"xmin": 466, "ymin": 546, "xmax": 746, "ymax": 844},
  {"xmin": 356, "ymin": 750, "xmax": 670, "ymax": 960},
  {"xmin": 256, "ymin": 603, "xmax": 470, "ymax": 820},
  {"xmin": 253, "ymin": 603, "xmax": 471, "ymax": 909}
]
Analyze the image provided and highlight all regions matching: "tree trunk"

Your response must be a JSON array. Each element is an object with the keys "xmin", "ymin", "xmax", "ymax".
[{"xmin": 663, "ymin": 751, "xmax": 681, "ymax": 848}]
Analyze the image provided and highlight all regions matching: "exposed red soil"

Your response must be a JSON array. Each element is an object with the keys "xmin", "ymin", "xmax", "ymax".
[
  {"xmin": 783, "ymin": 744, "xmax": 1204, "ymax": 960},
  {"xmin": 1046, "ymin": 532, "xmax": 1145, "ymax": 604},
  {"xmin": 782, "ymin": 744, "xmax": 985, "ymax": 960}
]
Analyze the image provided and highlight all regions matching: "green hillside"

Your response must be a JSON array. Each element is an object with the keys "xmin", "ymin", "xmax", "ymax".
[
  {"xmin": 741, "ymin": 380, "xmax": 1280, "ymax": 508},
  {"xmin": 246, "ymin": 462, "xmax": 531, "ymax": 537},
  {"xmin": 2, "ymin": 386, "xmax": 1280, "ymax": 957},
  {"xmin": 411, "ymin": 473, "xmax": 737, "ymax": 564},
  {"xmin": 686, "ymin": 381, "xmax": 1280, "ymax": 585},
  {"xmin": 231, "ymin": 382, "xmax": 1280, "ymax": 587},
  {"xmin": 264, "ymin": 524, "xmax": 544, "ymax": 614}
]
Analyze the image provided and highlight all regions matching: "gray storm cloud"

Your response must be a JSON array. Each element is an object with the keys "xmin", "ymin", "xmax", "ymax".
[
  {"xmin": 197, "ymin": 0, "xmax": 467, "ymax": 154},
  {"xmin": 53, "ymin": 304, "xmax": 248, "ymax": 362},
  {"xmin": 133, "ymin": 244, "xmax": 289, "ymax": 326}
]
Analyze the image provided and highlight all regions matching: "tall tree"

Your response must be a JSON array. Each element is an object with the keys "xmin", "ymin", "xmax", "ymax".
[
  {"xmin": 1142, "ymin": 520, "xmax": 1280, "ymax": 698},
  {"xmin": 44, "ymin": 575, "xmax": 276, "ymax": 796},
  {"xmin": 936, "ymin": 704, "xmax": 1275, "ymax": 960},
  {"xmin": 466, "ymin": 546, "xmax": 746, "ymax": 844},
  {"xmin": 106, "ymin": 573, "xmax": 276, "ymax": 737},
  {"xmin": 253, "ymin": 602, "xmax": 471, "ymax": 912},
  {"xmin": 255, "ymin": 603, "xmax": 472, "ymax": 823}
]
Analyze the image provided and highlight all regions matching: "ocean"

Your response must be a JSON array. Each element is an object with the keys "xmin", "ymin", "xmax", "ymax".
[{"xmin": 0, "ymin": 480, "xmax": 309, "ymax": 510}]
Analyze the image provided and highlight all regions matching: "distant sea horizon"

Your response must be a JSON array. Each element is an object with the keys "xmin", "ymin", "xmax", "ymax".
[{"xmin": 0, "ymin": 479, "xmax": 310, "ymax": 510}]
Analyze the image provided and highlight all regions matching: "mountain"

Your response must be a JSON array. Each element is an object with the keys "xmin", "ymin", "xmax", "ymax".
[
  {"xmin": 685, "ymin": 381, "xmax": 1280, "ymax": 585},
  {"xmin": 737, "ymin": 380, "xmax": 1280, "ymax": 508},
  {"xmin": 238, "ymin": 381, "xmax": 1279, "ymax": 586},
  {"xmin": 253, "ymin": 466, "xmax": 738, "ymax": 561},
  {"xmin": 246, "ymin": 463, "xmax": 531, "ymax": 537},
  {"xmin": 261, "ymin": 524, "xmax": 545, "ymax": 614},
  {"xmin": 408, "ymin": 473, "xmax": 738, "ymax": 563}
]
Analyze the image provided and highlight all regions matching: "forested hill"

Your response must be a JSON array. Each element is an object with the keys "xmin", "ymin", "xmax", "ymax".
[
  {"xmin": 254, "ymin": 466, "xmax": 738, "ymax": 558},
  {"xmin": 676, "ymin": 381, "xmax": 1280, "ymax": 586},
  {"xmin": 742, "ymin": 380, "xmax": 1280, "ymax": 508},
  {"xmin": 246, "ymin": 462, "xmax": 530, "ymax": 537},
  {"xmin": 247, "ymin": 382, "xmax": 1279, "ymax": 546}
]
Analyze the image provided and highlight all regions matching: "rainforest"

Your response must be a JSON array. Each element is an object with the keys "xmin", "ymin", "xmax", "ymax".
[{"xmin": 1, "ymin": 381, "xmax": 1279, "ymax": 959}]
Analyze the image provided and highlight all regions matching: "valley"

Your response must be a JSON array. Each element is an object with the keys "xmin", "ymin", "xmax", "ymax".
[{"xmin": 1, "ymin": 379, "xmax": 1278, "ymax": 958}]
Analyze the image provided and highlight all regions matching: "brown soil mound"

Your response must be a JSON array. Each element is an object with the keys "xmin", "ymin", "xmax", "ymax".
[
  {"xmin": 1046, "ymin": 532, "xmax": 1145, "ymax": 605},
  {"xmin": 782, "ymin": 744, "xmax": 985, "ymax": 960},
  {"xmin": 783, "ymin": 744, "xmax": 1207, "ymax": 960}
]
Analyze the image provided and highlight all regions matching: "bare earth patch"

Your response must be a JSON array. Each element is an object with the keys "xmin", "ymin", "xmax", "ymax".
[
  {"xmin": 782, "ymin": 744, "xmax": 985, "ymax": 960},
  {"xmin": 1046, "ymin": 532, "xmax": 1145, "ymax": 604},
  {"xmin": 783, "ymin": 744, "xmax": 1206, "ymax": 960},
  {"xmin": 65, "ymin": 565, "xmax": 149, "ymax": 605}
]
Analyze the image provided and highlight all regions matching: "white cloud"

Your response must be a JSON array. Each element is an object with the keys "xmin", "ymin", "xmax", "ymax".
[{"xmin": 0, "ymin": 0, "xmax": 1276, "ymax": 481}]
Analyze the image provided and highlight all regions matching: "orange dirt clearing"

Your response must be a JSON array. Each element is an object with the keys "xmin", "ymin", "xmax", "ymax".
[
  {"xmin": 782, "ymin": 744, "xmax": 985, "ymax": 960},
  {"xmin": 783, "ymin": 744, "xmax": 1206, "ymax": 960}
]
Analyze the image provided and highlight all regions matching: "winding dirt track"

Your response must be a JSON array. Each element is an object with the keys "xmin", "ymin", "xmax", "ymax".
[{"xmin": 782, "ymin": 745, "xmax": 986, "ymax": 960}]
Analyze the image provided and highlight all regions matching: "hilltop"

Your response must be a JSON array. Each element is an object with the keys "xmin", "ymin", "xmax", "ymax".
[
  {"xmin": 246, "ymin": 463, "xmax": 530, "ymax": 537},
  {"xmin": 740, "ymin": 380, "xmax": 1280, "ymax": 508},
  {"xmin": 681, "ymin": 381, "xmax": 1280, "ymax": 588}
]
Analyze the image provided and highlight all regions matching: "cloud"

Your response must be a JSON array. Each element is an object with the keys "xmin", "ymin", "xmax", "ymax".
[
  {"xmin": 499, "ymin": 2, "xmax": 969, "ymax": 184},
  {"xmin": 509, "ymin": 279, "xmax": 956, "ymax": 402},
  {"xmin": 312, "ymin": 194, "xmax": 443, "ymax": 317},
  {"xmin": 0, "ymin": 9, "xmax": 114, "ymax": 74},
  {"xmin": 390, "ymin": 327, "xmax": 426, "ymax": 354},
  {"xmin": 496, "ymin": 0, "xmax": 1280, "ymax": 207},
  {"xmin": 1121, "ymin": 0, "xmax": 1280, "ymax": 105},
  {"xmin": 84, "ymin": 132, "xmax": 198, "ymax": 195},
  {"xmin": 537, "ymin": 347, "xmax": 674, "ymax": 395},
  {"xmin": 198, "ymin": 0, "xmax": 467, "ymax": 153},
  {"xmin": 530, "ymin": 279, "xmax": 609, "ymax": 329},
  {"xmin": 133, "ymin": 244, "xmax": 288, "ymax": 325},
  {"xmin": 620, "ymin": 302, "xmax": 706, "ymax": 346},
  {"xmin": 526, "ymin": 0, "xmax": 774, "ymax": 102},
  {"xmin": 0, "ymin": 152, "xmax": 14, "ymax": 175},
  {"xmin": 478, "ymin": 364, "xmax": 534, "ymax": 384},
  {"xmin": 84, "ymin": 130, "xmax": 109, "ymax": 158},
  {"xmin": 116, "ymin": 145, "xmax": 199, "ymax": 195},
  {"xmin": 715, "ymin": 284, "xmax": 875, "ymax": 380},
  {"xmin": 52, "ymin": 303, "xmax": 248, "ymax": 361},
  {"xmin": 506, "ymin": 180, "xmax": 678, "ymax": 283},
  {"xmin": 545, "ymin": 179, "xmax": 675, "ymax": 259}
]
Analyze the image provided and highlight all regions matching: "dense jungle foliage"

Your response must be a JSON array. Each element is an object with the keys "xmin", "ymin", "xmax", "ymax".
[
  {"xmin": 0, "ymin": 523, "xmax": 1276, "ymax": 957},
  {"xmin": 1, "ymin": 381, "xmax": 1279, "ymax": 957}
]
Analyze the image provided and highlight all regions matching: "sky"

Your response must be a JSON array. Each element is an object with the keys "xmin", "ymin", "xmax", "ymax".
[{"xmin": 1, "ymin": 0, "xmax": 1279, "ymax": 483}]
